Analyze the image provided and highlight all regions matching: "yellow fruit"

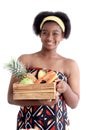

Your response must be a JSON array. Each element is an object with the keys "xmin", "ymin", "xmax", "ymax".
[{"xmin": 38, "ymin": 70, "xmax": 47, "ymax": 79}]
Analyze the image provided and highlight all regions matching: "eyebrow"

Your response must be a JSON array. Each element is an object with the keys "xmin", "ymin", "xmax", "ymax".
[{"xmin": 41, "ymin": 29, "xmax": 60, "ymax": 32}]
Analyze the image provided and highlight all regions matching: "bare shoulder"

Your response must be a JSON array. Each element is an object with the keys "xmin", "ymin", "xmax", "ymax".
[
  {"xmin": 18, "ymin": 54, "xmax": 32, "ymax": 61},
  {"xmin": 62, "ymin": 57, "xmax": 80, "ymax": 77},
  {"xmin": 18, "ymin": 52, "xmax": 38, "ymax": 67},
  {"xmin": 64, "ymin": 58, "xmax": 79, "ymax": 68},
  {"xmin": 64, "ymin": 58, "xmax": 78, "ymax": 68}
]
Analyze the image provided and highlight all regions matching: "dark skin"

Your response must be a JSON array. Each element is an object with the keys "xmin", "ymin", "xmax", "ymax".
[{"xmin": 8, "ymin": 22, "xmax": 80, "ymax": 108}]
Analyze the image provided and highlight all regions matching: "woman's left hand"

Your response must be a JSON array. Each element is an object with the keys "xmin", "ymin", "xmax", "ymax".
[{"xmin": 56, "ymin": 79, "xmax": 68, "ymax": 94}]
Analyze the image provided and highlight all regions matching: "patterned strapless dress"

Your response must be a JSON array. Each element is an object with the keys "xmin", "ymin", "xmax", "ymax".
[{"xmin": 16, "ymin": 68, "xmax": 70, "ymax": 130}]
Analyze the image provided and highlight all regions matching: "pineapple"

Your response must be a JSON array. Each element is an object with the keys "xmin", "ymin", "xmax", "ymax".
[
  {"xmin": 5, "ymin": 59, "xmax": 36, "ymax": 84},
  {"xmin": 5, "ymin": 59, "xmax": 27, "ymax": 78}
]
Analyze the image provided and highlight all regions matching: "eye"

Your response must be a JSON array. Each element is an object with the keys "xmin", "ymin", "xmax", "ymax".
[
  {"xmin": 53, "ymin": 30, "xmax": 62, "ymax": 36},
  {"xmin": 52, "ymin": 32, "xmax": 60, "ymax": 37},
  {"xmin": 41, "ymin": 30, "xmax": 48, "ymax": 35},
  {"xmin": 53, "ymin": 32, "xmax": 59, "ymax": 35}
]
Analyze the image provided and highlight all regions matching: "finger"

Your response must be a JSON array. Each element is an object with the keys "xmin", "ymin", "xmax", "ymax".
[{"xmin": 55, "ymin": 78, "xmax": 61, "ymax": 83}]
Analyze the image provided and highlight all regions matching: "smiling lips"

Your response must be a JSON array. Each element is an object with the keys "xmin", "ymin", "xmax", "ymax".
[{"xmin": 46, "ymin": 41, "xmax": 54, "ymax": 45}]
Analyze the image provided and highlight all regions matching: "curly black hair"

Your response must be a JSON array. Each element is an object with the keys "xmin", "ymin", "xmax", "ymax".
[{"xmin": 33, "ymin": 11, "xmax": 71, "ymax": 39}]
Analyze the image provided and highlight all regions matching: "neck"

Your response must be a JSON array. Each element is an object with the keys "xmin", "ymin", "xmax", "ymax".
[{"xmin": 40, "ymin": 48, "xmax": 58, "ymax": 58}]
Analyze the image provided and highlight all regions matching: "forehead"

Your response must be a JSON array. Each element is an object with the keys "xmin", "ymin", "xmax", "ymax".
[{"xmin": 42, "ymin": 21, "xmax": 62, "ymax": 31}]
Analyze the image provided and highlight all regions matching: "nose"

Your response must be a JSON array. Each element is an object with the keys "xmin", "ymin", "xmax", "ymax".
[{"xmin": 46, "ymin": 33, "xmax": 53, "ymax": 41}]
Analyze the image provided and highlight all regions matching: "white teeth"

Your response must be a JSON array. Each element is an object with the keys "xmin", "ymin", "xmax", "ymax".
[{"xmin": 47, "ymin": 42, "xmax": 53, "ymax": 45}]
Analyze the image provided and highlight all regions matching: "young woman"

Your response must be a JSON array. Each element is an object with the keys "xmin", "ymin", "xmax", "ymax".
[{"xmin": 7, "ymin": 11, "xmax": 80, "ymax": 130}]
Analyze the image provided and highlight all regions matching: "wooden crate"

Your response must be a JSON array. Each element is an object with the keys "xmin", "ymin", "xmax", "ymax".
[{"xmin": 13, "ymin": 82, "xmax": 56, "ymax": 100}]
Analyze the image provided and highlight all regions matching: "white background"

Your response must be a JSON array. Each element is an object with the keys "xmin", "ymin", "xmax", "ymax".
[{"xmin": 0, "ymin": 0, "xmax": 86, "ymax": 129}]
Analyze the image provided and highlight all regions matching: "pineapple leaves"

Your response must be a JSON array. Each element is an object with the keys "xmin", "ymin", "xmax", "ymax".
[{"xmin": 4, "ymin": 59, "xmax": 27, "ymax": 78}]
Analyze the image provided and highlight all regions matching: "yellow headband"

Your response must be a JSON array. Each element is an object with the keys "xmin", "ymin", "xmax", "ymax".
[{"xmin": 40, "ymin": 16, "xmax": 65, "ymax": 32}]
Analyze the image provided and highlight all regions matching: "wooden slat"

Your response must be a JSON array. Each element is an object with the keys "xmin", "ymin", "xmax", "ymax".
[
  {"xmin": 13, "ymin": 90, "xmax": 54, "ymax": 93},
  {"xmin": 13, "ymin": 83, "xmax": 56, "ymax": 100},
  {"xmin": 13, "ymin": 92, "xmax": 55, "ymax": 100},
  {"xmin": 13, "ymin": 83, "xmax": 55, "ymax": 90}
]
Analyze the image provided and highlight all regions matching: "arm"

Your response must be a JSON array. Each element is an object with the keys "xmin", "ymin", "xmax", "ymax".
[
  {"xmin": 7, "ymin": 55, "xmax": 42, "ymax": 106},
  {"xmin": 56, "ymin": 60, "xmax": 80, "ymax": 109}
]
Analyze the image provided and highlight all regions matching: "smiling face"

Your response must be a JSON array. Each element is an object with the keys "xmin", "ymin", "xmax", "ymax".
[{"xmin": 40, "ymin": 21, "xmax": 64, "ymax": 50}]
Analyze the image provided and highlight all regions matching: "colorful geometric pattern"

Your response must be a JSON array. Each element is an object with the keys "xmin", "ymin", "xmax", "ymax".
[{"xmin": 16, "ymin": 68, "xmax": 69, "ymax": 130}]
